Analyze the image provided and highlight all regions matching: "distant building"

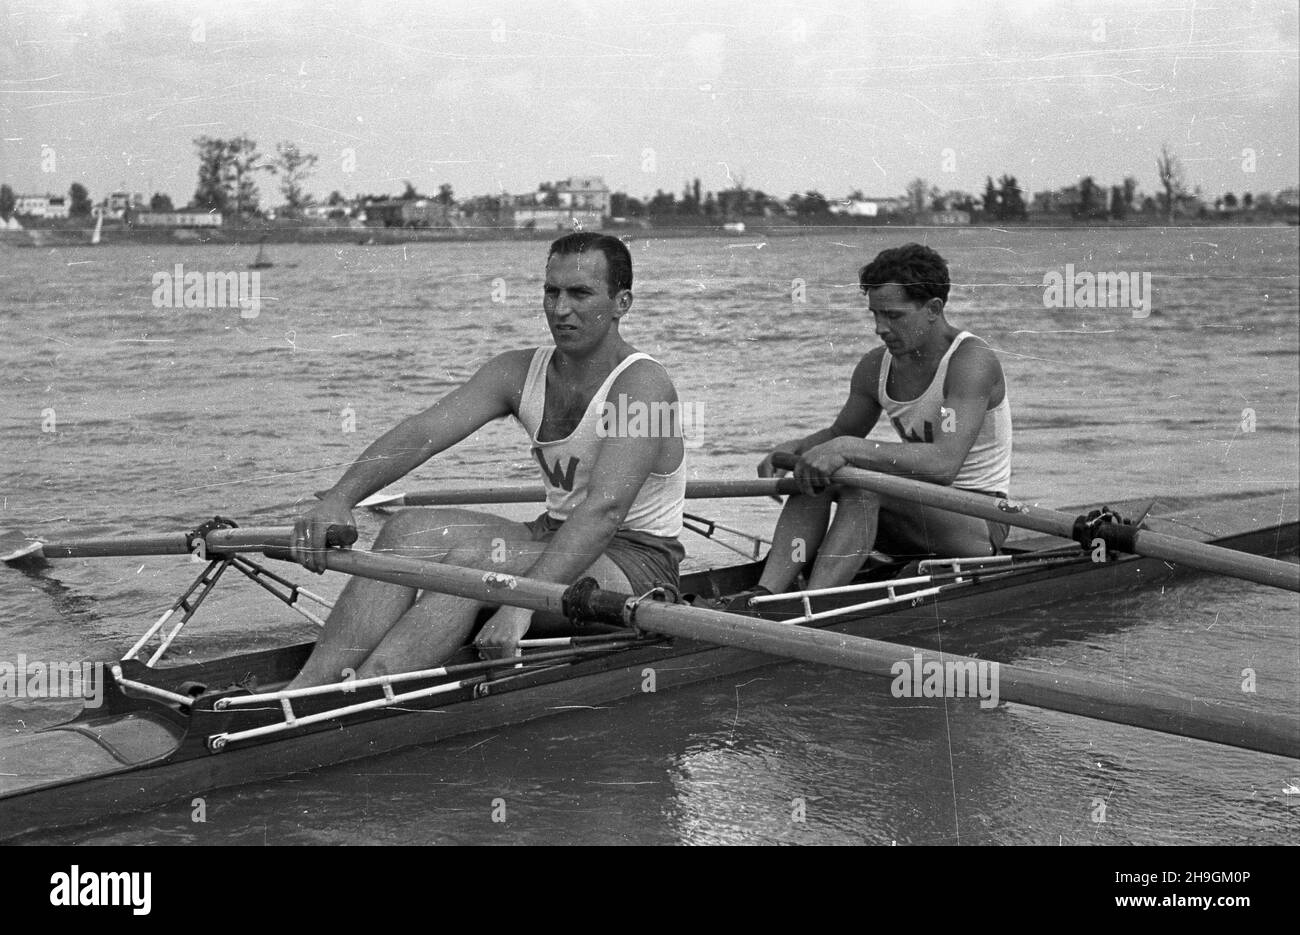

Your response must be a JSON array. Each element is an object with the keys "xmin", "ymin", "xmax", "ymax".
[
  {"xmin": 13, "ymin": 194, "xmax": 50, "ymax": 217},
  {"xmin": 11, "ymin": 194, "xmax": 72, "ymax": 219},
  {"xmin": 509, "ymin": 177, "xmax": 609, "ymax": 230},
  {"xmin": 301, "ymin": 203, "xmax": 343, "ymax": 219},
  {"xmin": 829, "ymin": 199, "xmax": 875, "ymax": 217},
  {"xmin": 132, "ymin": 210, "xmax": 224, "ymax": 228},
  {"xmin": 360, "ymin": 198, "xmax": 454, "ymax": 227},
  {"xmin": 104, "ymin": 191, "xmax": 145, "ymax": 220},
  {"xmin": 358, "ymin": 199, "xmax": 401, "ymax": 226},
  {"xmin": 828, "ymin": 197, "xmax": 905, "ymax": 217},
  {"xmin": 555, "ymin": 176, "xmax": 610, "ymax": 213},
  {"xmin": 510, "ymin": 206, "xmax": 604, "ymax": 230},
  {"xmin": 1277, "ymin": 188, "xmax": 1300, "ymax": 209}
]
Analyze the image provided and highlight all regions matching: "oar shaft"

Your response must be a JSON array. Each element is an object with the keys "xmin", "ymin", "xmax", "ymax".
[
  {"xmin": 33, "ymin": 526, "xmax": 353, "ymax": 559},
  {"xmin": 38, "ymin": 533, "xmax": 195, "ymax": 559},
  {"xmin": 385, "ymin": 478, "xmax": 801, "ymax": 507},
  {"xmin": 1126, "ymin": 533, "xmax": 1295, "ymax": 590},
  {"xmin": 314, "ymin": 549, "xmax": 1299, "ymax": 760},
  {"xmin": 771, "ymin": 455, "xmax": 1299, "ymax": 592},
  {"xmin": 688, "ymin": 478, "xmax": 802, "ymax": 499}
]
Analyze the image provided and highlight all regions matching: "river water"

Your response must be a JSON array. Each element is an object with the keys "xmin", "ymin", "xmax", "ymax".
[{"xmin": 1, "ymin": 225, "xmax": 1297, "ymax": 844}]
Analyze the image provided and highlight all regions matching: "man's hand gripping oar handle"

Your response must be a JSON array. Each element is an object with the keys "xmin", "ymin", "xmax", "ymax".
[
  {"xmin": 255, "ymin": 524, "xmax": 357, "ymax": 563},
  {"xmin": 321, "ymin": 525, "xmax": 358, "ymax": 548}
]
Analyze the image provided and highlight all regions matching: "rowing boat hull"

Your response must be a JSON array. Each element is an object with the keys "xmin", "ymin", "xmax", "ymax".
[{"xmin": 2, "ymin": 491, "xmax": 1295, "ymax": 840}]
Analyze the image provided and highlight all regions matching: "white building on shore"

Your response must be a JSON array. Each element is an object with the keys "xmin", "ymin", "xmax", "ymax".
[
  {"xmin": 828, "ymin": 196, "xmax": 906, "ymax": 217},
  {"xmin": 509, "ymin": 176, "xmax": 609, "ymax": 230},
  {"xmin": 11, "ymin": 194, "xmax": 71, "ymax": 218},
  {"xmin": 132, "ymin": 210, "xmax": 224, "ymax": 228},
  {"xmin": 13, "ymin": 194, "xmax": 50, "ymax": 217}
]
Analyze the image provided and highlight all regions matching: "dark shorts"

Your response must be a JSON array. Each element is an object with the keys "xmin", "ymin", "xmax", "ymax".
[
  {"xmin": 524, "ymin": 512, "xmax": 686, "ymax": 596},
  {"xmin": 870, "ymin": 488, "xmax": 1010, "ymax": 557}
]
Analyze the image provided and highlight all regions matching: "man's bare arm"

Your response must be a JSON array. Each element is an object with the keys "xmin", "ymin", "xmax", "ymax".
[
  {"xmin": 800, "ymin": 341, "xmax": 1002, "ymax": 486},
  {"xmin": 759, "ymin": 351, "xmax": 883, "ymax": 476},
  {"xmin": 291, "ymin": 350, "xmax": 527, "ymax": 570}
]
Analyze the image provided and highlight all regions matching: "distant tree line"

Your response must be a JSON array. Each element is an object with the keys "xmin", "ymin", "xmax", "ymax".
[{"xmin": 1, "ymin": 143, "xmax": 1294, "ymax": 226}]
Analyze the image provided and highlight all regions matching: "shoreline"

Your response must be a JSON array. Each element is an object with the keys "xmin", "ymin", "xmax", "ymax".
[{"xmin": 2, "ymin": 215, "xmax": 1296, "ymax": 248}]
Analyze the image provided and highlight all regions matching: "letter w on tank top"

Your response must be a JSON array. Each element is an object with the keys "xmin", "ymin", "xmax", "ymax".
[
  {"xmin": 891, "ymin": 416, "xmax": 934, "ymax": 443},
  {"xmin": 532, "ymin": 447, "xmax": 579, "ymax": 491}
]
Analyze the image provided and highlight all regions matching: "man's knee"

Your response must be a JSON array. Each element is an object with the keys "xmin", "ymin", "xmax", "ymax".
[
  {"xmin": 374, "ymin": 508, "xmax": 477, "ymax": 551},
  {"xmin": 834, "ymin": 487, "xmax": 882, "ymax": 519},
  {"xmin": 443, "ymin": 538, "xmax": 538, "ymax": 573}
]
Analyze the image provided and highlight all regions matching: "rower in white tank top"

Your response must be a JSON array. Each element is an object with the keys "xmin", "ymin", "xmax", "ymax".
[
  {"xmin": 877, "ymin": 331, "xmax": 1012, "ymax": 496},
  {"xmin": 516, "ymin": 347, "xmax": 686, "ymax": 538}
]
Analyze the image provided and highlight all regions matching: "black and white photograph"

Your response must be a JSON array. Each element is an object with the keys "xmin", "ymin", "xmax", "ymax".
[{"xmin": 1, "ymin": 0, "xmax": 1296, "ymax": 863}]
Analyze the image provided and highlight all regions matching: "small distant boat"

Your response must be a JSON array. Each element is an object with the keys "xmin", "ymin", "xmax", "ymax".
[
  {"xmin": 249, "ymin": 240, "xmax": 273, "ymax": 269},
  {"xmin": 722, "ymin": 221, "xmax": 746, "ymax": 233}
]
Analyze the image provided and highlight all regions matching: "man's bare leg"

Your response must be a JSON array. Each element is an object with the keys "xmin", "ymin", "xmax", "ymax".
[
  {"xmin": 756, "ymin": 490, "xmax": 834, "ymax": 593},
  {"xmin": 288, "ymin": 508, "xmax": 539, "ymax": 689},
  {"xmin": 354, "ymin": 548, "xmax": 632, "ymax": 678},
  {"xmin": 806, "ymin": 487, "xmax": 882, "ymax": 588},
  {"xmin": 751, "ymin": 490, "xmax": 1000, "ymax": 602},
  {"xmin": 808, "ymin": 495, "xmax": 996, "ymax": 590},
  {"xmin": 287, "ymin": 569, "xmax": 418, "ymax": 688}
]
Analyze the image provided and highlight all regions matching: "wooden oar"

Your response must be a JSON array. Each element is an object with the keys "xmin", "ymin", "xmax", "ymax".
[
  {"xmin": 355, "ymin": 477, "xmax": 802, "ymax": 509},
  {"xmin": 300, "ymin": 547, "xmax": 1298, "ymax": 760},
  {"xmin": 0, "ymin": 525, "xmax": 356, "ymax": 564},
  {"xmin": 770, "ymin": 453, "xmax": 1299, "ymax": 592}
]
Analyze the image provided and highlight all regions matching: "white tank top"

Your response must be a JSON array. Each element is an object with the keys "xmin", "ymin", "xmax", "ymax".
[
  {"xmin": 877, "ymin": 332, "xmax": 1012, "ymax": 495},
  {"xmin": 517, "ymin": 347, "xmax": 685, "ymax": 537}
]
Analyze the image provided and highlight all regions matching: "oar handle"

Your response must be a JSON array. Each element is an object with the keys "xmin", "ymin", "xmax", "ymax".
[
  {"xmin": 254, "ymin": 523, "xmax": 357, "ymax": 563},
  {"xmin": 771, "ymin": 452, "xmax": 799, "ymax": 471}
]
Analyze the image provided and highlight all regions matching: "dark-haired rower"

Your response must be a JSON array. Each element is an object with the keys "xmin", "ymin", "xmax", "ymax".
[
  {"xmin": 742, "ymin": 243, "xmax": 1012, "ymax": 602},
  {"xmin": 286, "ymin": 233, "xmax": 685, "ymax": 686}
]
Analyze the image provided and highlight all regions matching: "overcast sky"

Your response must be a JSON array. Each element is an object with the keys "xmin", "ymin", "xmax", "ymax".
[{"xmin": 2, "ymin": 0, "xmax": 1296, "ymax": 206}]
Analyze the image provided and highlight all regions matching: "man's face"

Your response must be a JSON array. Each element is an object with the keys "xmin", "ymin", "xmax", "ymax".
[
  {"xmin": 543, "ymin": 252, "xmax": 627, "ymax": 353},
  {"xmin": 868, "ymin": 283, "xmax": 938, "ymax": 357}
]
